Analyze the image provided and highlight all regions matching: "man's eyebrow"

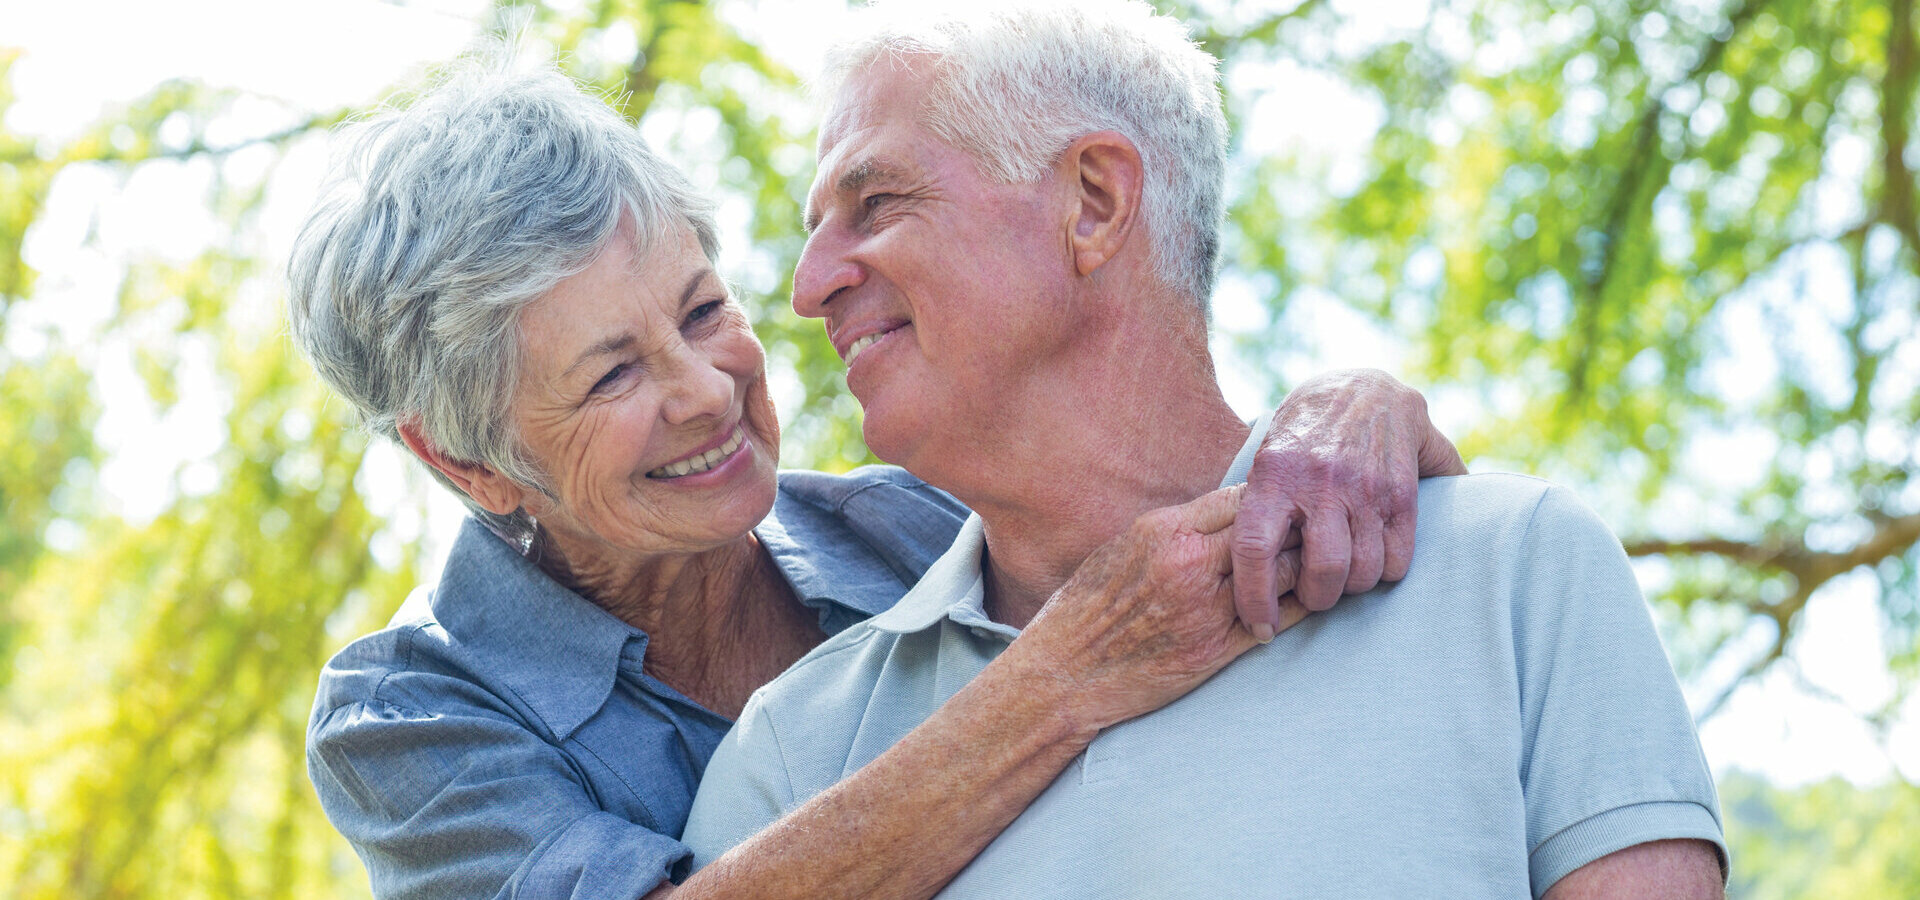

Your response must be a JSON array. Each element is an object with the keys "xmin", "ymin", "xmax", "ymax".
[
  {"xmin": 803, "ymin": 157, "xmax": 909, "ymax": 234},
  {"xmin": 561, "ymin": 270, "xmax": 710, "ymax": 379}
]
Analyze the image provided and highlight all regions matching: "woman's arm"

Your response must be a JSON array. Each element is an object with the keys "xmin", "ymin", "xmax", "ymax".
[
  {"xmin": 660, "ymin": 371, "xmax": 1462, "ymax": 899},
  {"xmin": 310, "ymin": 694, "xmax": 690, "ymax": 899},
  {"xmin": 665, "ymin": 487, "xmax": 1294, "ymax": 899}
]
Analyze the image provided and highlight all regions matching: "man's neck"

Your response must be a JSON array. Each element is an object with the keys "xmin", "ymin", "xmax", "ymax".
[{"xmin": 916, "ymin": 308, "xmax": 1252, "ymax": 628}]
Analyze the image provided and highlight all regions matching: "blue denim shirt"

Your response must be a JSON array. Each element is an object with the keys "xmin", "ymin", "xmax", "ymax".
[{"xmin": 306, "ymin": 467, "xmax": 968, "ymax": 899}]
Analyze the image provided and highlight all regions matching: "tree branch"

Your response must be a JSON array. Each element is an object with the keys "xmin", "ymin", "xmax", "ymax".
[
  {"xmin": 1626, "ymin": 509, "xmax": 1920, "ymax": 721},
  {"xmin": 1880, "ymin": 0, "xmax": 1920, "ymax": 256},
  {"xmin": 1625, "ymin": 511, "xmax": 1920, "ymax": 582},
  {"xmin": 1693, "ymin": 623, "xmax": 1788, "ymax": 722},
  {"xmin": 0, "ymin": 112, "xmax": 345, "ymax": 167},
  {"xmin": 1569, "ymin": 0, "xmax": 1769, "ymax": 400}
]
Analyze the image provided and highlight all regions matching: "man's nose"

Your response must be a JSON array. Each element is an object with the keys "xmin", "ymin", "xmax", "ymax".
[{"xmin": 791, "ymin": 228, "xmax": 864, "ymax": 320}]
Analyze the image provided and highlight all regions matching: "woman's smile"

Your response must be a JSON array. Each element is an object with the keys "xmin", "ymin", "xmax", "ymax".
[{"xmin": 647, "ymin": 422, "xmax": 750, "ymax": 480}]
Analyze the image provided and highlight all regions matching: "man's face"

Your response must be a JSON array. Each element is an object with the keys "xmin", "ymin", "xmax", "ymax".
[{"xmin": 791, "ymin": 64, "xmax": 1084, "ymax": 471}]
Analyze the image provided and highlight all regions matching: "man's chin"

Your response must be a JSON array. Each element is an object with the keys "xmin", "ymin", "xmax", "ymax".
[{"xmin": 858, "ymin": 408, "xmax": 920, "ymax": 469}]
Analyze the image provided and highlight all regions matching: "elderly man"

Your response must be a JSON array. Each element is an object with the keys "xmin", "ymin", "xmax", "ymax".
[{"xmin": 684, "ymin": 2, "xmax": 1727, "ymax": 897}]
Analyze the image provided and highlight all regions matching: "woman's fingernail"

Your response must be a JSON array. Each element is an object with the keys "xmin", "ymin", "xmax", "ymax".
[{"xmin": 1252, "ymin": 622, "xmax": 1275, "ymax": 643}]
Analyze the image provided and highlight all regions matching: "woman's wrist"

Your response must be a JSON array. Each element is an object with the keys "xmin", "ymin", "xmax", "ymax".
[{"xmin": 971, "ymin": 637, "xmax": 1107, "ymax": 747}]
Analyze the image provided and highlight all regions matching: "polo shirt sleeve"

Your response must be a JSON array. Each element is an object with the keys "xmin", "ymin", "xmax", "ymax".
[
  {"xmin": 1509, "ymin": 485, "xmax": 1728, "ymax": 897},
  {"xmin": 678, "ymin": 696, "xmax": 796, "ymax": 874},
  {"xmin": 308, "ymin": 690, "xmax": 687, "ymax": 899}
]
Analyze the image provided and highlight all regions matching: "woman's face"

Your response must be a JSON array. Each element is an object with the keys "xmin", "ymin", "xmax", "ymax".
[{"xmin": 508, "ymin": 222, "xmax": 781, "ymax": 562}]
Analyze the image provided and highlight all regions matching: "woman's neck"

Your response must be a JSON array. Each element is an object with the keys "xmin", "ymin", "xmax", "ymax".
[{"xmin": 535, "ymin": 531, "xmax": 825, "ymax": 718}]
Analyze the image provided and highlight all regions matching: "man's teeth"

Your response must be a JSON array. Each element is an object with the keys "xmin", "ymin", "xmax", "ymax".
[
  {"xmin": 845, "ymin": 332, "xmax": 882, "ymax": 365},
  {"xmin": 650, "ymin": 427, "xmax": 746, "ymax": 478}
]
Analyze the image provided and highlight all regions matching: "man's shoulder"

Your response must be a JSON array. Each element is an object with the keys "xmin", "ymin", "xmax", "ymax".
[
  {"xmin": 741, "ymin": 617, "xmax": 905, "ymax": 725},
  {"xmin": 1412, "ymin": 470, "xmax": 1554, "ymax": 516},
  {"xmin": 1409, "ymin": 471, "xmax": 1615, "ymax": 548}
]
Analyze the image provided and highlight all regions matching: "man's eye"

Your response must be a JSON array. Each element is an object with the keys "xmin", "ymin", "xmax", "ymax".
[
  {"xmin": 862, "ymin": 193, "xmax": 895, "ymax": 211},
  {"xmin": 591, "ymin": 364, "xmax": 629, "ymax": 394}
]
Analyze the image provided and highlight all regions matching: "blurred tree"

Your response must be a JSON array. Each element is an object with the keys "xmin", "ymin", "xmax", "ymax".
[
  {"xmin": 0, "ymin": 4, "xmax": 816, "ymax": 896},
  {"xmin": 1720, "ymin": 771, "xmax": 1920, "ymax": 896},
  {"xmin": 1187, "ymin": 0, "xmax": 1920, "ymax": 730},
  {"xmin": 0, "ymin": 0, "xmax": 1914, "ymax": 897}
]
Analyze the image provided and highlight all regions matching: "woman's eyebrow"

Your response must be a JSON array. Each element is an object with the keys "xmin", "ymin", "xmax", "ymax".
[
  {"xmin": 561, "ymin": 272, "xmax": 710, "ymax": 379},
  {"xmin": 563, "ymin": 333, "xmax": 636, "ymax": 379}
]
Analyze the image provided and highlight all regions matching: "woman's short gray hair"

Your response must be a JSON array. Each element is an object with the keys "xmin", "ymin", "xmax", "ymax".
[
  {"xmin": 286, "ymin": 61, "xmax": 717, "ymax": 544},
  {"xmin": 819, "ymin": 0, "xmax": 1227, "ymax": 315}
]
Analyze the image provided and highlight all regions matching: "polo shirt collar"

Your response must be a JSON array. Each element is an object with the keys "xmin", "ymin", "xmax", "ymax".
[
  {"xmin": 866, "ymin": 514, "xmax": 989, "ymax": 634},
  {"xmin": 430, "ymin": 517, "xmax": 641, "ymax": 741},
  {"xmin": 1223, "ymin": 412, "xmax": 1273, "ymax": 488},
  {"xmin": 865, "ymin": 414, "xmax": 1273, "ymax": 638}
]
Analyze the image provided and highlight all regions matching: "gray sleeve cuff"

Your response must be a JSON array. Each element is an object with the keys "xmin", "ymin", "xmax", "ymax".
[{"xmin": 1529, "ymin": 800, "xmax": 1728, "ymax": 899}]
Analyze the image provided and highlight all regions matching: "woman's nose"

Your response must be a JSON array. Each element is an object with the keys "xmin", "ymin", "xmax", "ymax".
[{"xmin": 660, "ymin": 344, "xmax": 735, "ymax": 425}]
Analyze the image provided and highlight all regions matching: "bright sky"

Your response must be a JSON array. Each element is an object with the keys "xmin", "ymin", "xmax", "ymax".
[{"xmin": 6, "ymin": 0, "xmax": 1914, "ymax": 789}]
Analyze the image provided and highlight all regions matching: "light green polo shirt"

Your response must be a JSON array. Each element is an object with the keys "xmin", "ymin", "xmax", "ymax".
[{"xmin": 683, "ymin": 422, "xmax": 1725, "ymax": 898}]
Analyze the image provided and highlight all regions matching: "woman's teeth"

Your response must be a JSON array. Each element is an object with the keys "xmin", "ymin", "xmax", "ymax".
[
  {"xmin": 845, "ymin": 332, "xmax": 882, "ymax": 365},
  {"xmin": 649, "ymin": 427, "xmax": 746, "ymax": 478}
]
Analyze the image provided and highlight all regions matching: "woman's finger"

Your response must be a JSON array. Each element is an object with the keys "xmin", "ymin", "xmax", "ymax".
[
  {"xmin": 1345, "ymin": 509, "xmax": 1386, "ymax": 594},
  {"xmin": 1295, "ymin": 508, "xmax": 1352, "ymax": 612}
]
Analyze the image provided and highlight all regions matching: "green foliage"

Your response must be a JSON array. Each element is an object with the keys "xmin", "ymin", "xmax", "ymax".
[
  {"xmin": 1, "ymin": 342, "xmax": 411, "ymax": 897},
  {"xmin": 0, "ymin": 0, "xmax": 1915, "ymax": 897},
  {"xmin": 1723, "ymin": 771, "xmax": 1920, "ymax": 897},
  {"xmin": 1196, "ymin": 0, "xmax": 1920, "ymax": 725}
]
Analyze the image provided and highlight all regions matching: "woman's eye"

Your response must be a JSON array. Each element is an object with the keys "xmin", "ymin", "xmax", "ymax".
[
  {"xmin": 591, "ymin": 364, "xmax": 628, "ymax": 394},
  {"xmin": 686, "ymin": 300, "xmax": 723, "ymax": 325}
]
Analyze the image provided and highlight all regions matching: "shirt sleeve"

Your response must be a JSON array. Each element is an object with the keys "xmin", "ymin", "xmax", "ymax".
[
  {"xmin": 308, "ymin": 695, "xmax": 688, "ymax": 899},
  {"xmin": 678, "ymin": 697, "xmax": 796, "ymax": 874},
  {"xmin": 1510, "ymin": 485, "xmax": 1728, "ymax": 897}
]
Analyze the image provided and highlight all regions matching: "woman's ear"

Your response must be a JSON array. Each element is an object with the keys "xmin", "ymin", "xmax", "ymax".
[
  {"xmin": 1060, "ymin": 131, "xmax": 1146, "ymax": 278},
  {"xmin": 397, "ymin": 420, "xmax": 527, "ymax": 517}
]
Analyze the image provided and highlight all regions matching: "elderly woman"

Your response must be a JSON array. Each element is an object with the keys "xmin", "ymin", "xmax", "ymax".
[{"xmin": 290, "ymin": 63, "xmax": 1460, "ymax": 900}]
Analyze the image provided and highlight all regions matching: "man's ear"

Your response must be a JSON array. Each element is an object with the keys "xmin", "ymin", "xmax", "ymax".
[
  {"xmin": 397, "ymin": 419, "xmax": 528, "ymax": 517},
  {"xmin": 1060, "ymin": 131, "xmax": 1145, "ymax": 278}
]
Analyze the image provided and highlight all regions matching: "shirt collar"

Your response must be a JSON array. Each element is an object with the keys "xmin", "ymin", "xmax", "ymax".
[
  {"xmin": 430, "ymin": 517, "xmax": 641, "ymax": 741},
  {"xmin": 1223, "ymin": 412, "xmax": 1274, "ymax": 489},
  {"xmin": 754, "ymin": 485, "xmax": 909, "ymax": 625},
  {"xmin": 866, "ymin": 514, "xmax": 990, "ymax": 634},
  {"xmin": 866, "ymin": 414, "xmax": 1274, "ymax": 637}
]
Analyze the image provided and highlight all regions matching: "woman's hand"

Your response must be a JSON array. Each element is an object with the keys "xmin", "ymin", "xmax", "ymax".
[
  {"xmin": 675, "ymin": 490, "xmax": 1305, "ymax": 900},
  {"xmin": 1232, "ymin": 368, "xmax": 1466, "ymax": 637},
  {"xmin": 1003, "ymin": 485, "xmax": 1306, "ymax": 736}
]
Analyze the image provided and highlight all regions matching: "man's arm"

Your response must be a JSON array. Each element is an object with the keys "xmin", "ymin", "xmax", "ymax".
[
  {"xmin": 1515, "ymin": 485, "xmax": 1728, "ymax": 896},
  {"xmin": 1544, "ymin": 839, "xmax": 1725, "ymax": 900},
  {"xmin": 1232, "ymin": 368, "xmax": 1466, "ymax": 637}
]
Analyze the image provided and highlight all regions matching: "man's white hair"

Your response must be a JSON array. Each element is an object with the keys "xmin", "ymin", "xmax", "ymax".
[{"xmin": 818, "ymin": 0, "xmax": 1228, "ymax": 315}]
